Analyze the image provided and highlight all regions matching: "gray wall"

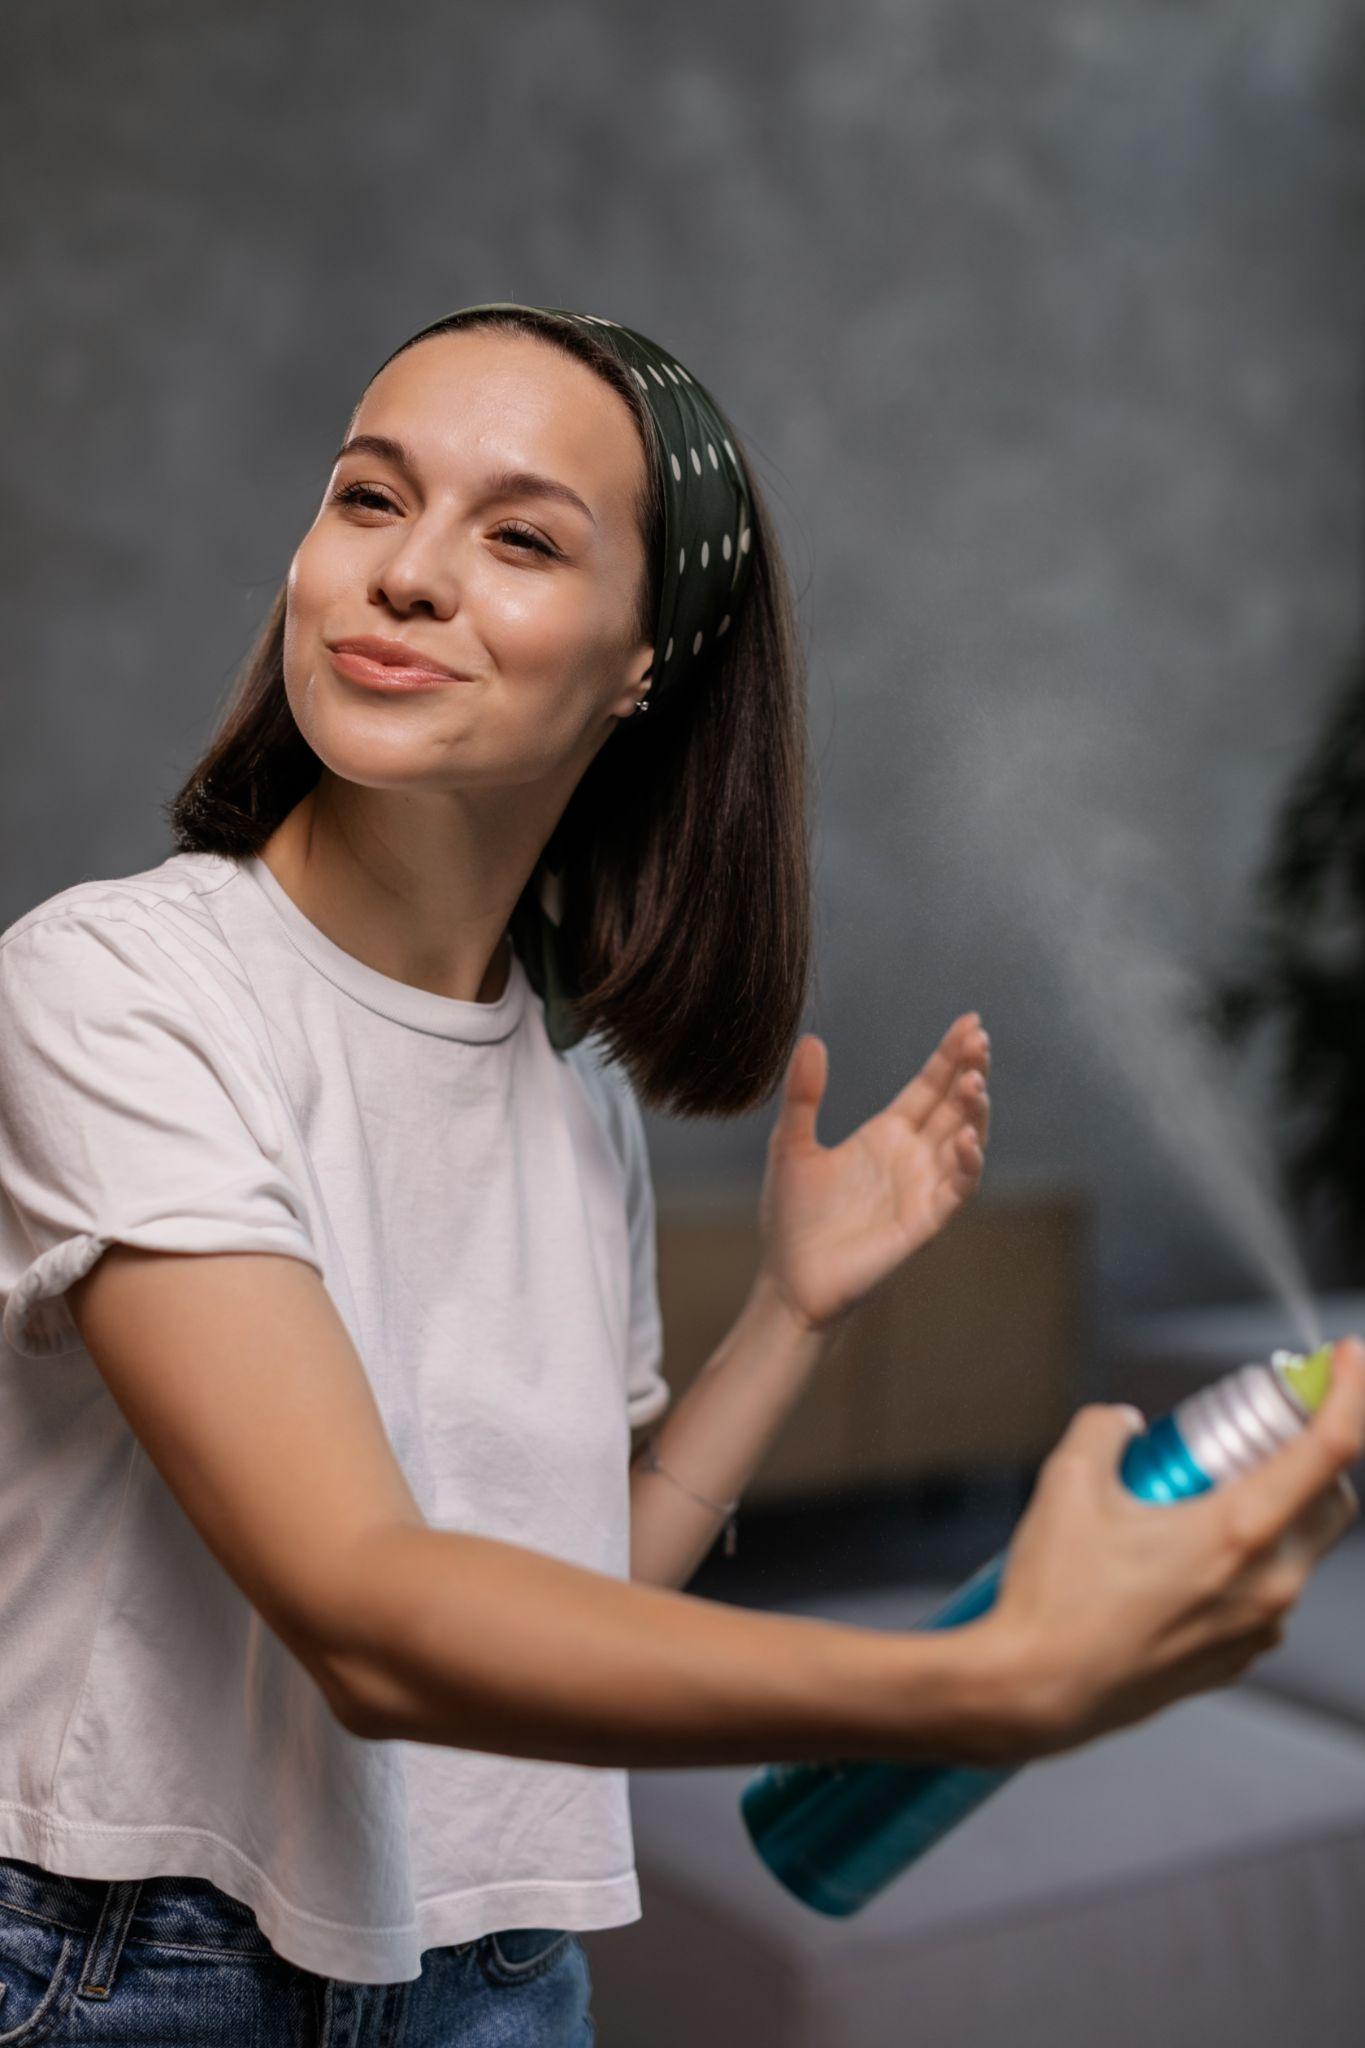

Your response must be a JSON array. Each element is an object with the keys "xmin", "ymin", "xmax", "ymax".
[{"xmin": 3, "ymin": 0, "xmax": 1363, "ymax": 1336}]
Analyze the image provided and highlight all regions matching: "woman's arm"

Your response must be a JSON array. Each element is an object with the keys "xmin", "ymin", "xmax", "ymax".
[
  {"xmin": 337, "ymin": 1354, "xmax": 1365, "ymax": 1772},
  {"xmin": 333, "ymin": 1515, "xmax": 1006, "ymax": 1767},
  {"xmin": 340, "ymin": 1353, "xmax": 1365, "ymax": 1772},
  {"xmin": 628, "ymin": 1266, "xmax": 830, "ymax": 1589},
  {"xmin": 65, "ymin": 1239, "xmax": 1009, "ymax": 1772},
  {"xmin": 69, "ymin": 1239, "xmax": 1365, "ymax": 1779},
  {"xmin": 624, "ymin": 1013, "xmax": 992, "ymax": 1589}
]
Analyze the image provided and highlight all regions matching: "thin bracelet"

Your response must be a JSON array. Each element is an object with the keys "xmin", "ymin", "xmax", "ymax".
[{"xmin": 635, "ymin": 1439, "xmax": 740, "ymax": 1557}]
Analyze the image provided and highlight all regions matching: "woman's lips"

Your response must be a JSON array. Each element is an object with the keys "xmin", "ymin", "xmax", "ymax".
[{"xmin": 327, "ymin": 647, "xmax": 462, "ymax": 691}]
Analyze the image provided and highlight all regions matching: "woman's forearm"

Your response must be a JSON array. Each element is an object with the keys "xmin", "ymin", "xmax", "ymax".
[
  {"xmin": 629, "ymin": 1266, "xmax": 833, "ymax": 1588},
  {"xmin": 325, "ymin": 1518, "xmax": 1018, "ymax": 1769}
]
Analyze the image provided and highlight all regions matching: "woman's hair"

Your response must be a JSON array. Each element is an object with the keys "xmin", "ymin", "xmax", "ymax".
[{"xmin": 163, "ymin": 306, "xmax": 815, "ymax": 1120}]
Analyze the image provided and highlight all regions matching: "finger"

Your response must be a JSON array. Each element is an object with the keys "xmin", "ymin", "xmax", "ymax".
[
  {"xmin": 926, "ymin": 1133, "xmax": 984, "ymax": 1228},
  {"xmin": 774, "ymin": 1034, "xmax": 827, "ymax": 1152},
  {"xmin": 1276, "ymin": 1471, "xmax": 1360, "ymax": 1568},
  {"xmin": 889, "ymin": 1014, "xmax": 983, "ymax": 1131},
  {"xmin": 935, "ymin": 1123, "xmax": 984, "ymax": 1191},
  {"xmin": 948, "ymin": 1026, "xmax": 991, "ymax": 1088},
  {"xmin": 1219, "ymin": 1337, "xmax": 1365, "ymax": 1554},
  {"xmin": 917, "ymin": 1024, "xmax": 991, "ymax": 1137},
  {"xmin": 926, "ymin": 1174, "xmax": 967, "ymax": 1236},
  {"xmin": 1045, "ymin": 1402, "xmax": 1148, "ymax": 1490},
  {"xmin": 922, "ymin": 1065, "xmax": 990, "ymax": 1153},
  {"xmin": 1077, "ymin": 1626, "xmax": 1282, "ymax": 1743},
  {"xmin": 969, "ymin": 1068, "xmax": 991, "ymax": 1146},
  {"xmin": 933, "ymin": 1114, "xmax": 986, "ymax": 1163},
  {"xmin": 1219, "ymin": 1623, "xmax": 1288, "ymax": 1680}
]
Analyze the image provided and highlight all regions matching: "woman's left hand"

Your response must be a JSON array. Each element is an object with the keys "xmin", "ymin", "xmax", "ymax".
[{"xmin": 756, "ymin": 1014, "xmax": 991, "ymax": 1339}]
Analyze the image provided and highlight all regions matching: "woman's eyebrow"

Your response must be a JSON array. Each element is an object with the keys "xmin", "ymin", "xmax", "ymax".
[{"xmin": 332, "ymin": 434, "xmax": 597, "ymax": 527}]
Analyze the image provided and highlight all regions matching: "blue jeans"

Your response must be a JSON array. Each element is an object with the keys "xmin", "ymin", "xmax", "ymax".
[{"xmin": 0, "ymin": 1853, "xmax": 596, "ymax": 2044}]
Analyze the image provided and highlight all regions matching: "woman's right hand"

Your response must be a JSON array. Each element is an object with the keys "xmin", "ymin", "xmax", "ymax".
[{"xmin": 974, "ymin": 1335, "xmax": 1365, "ymax": 1765}]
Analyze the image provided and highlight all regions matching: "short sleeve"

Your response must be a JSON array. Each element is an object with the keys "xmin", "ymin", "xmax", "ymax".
[
  {"xmin": 615, "ymin": 1076, "xmax": 670, "ymax": 1430},
  {"xmin": 0, "ymin": 911, "xmax": 323, "ymax": 1359}
]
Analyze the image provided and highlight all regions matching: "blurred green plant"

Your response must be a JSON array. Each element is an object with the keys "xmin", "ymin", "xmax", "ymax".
[{"xmin": 1198, "ymin": 657, "xmax": 1365, "ymax": 1276}]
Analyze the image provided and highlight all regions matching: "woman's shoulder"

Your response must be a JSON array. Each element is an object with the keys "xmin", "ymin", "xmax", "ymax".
[
  {"xmin": 0, "ymin": 851, "xmax": 260, "ymax": 1032},
  {"xmin": 1, "ymin": 850, "xmax": 238, "ymax": 947}
]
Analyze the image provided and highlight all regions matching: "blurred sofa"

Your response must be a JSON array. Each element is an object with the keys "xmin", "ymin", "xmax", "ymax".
[{"xmin": 584, "ymin": 1593, "xmax": 1365, "ymax": 2048}]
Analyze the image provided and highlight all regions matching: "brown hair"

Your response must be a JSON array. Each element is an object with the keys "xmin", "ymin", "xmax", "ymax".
[{"xmin": 163, "ymin": 307, "xmax": 815, "ymax": 1120}]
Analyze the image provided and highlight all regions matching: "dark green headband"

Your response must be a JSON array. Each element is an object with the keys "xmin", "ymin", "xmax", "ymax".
[{"xmin": 371, "ymin": 300, "xmax": 758, "ymax": 1050}]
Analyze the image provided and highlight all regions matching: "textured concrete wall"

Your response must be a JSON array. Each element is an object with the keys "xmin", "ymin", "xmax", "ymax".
[{"xmin": 2, "ymin": 0, "xmax": 1363, "ymax": 1332}]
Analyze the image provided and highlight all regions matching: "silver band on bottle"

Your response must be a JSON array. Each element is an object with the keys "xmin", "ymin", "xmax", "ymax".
[{"xmin": 1171, "ymin": 1359, "xmax": 1309, "ymax": 1488}]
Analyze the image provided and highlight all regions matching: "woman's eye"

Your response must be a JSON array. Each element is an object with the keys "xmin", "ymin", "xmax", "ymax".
[
  {"xmin": 331, "ymin": 482, "xmax": 393, "ymax": 512},
  {"xmin": 329, "ymin": 484, "xmax": 556, "ymax": 559},
  {"xmin": 492, "ymin": 521, "xmax": 556, "ymax": 559}
]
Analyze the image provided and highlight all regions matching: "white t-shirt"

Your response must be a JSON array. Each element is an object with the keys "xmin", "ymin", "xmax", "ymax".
[{"xmin": 0, "ymin": 847, "xmax": 671, "ymax": 1983}]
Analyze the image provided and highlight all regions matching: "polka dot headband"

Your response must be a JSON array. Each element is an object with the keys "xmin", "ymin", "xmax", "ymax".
[{"xmin": 375, "ymin": 300, "xmax": 757, "ymax": 714}]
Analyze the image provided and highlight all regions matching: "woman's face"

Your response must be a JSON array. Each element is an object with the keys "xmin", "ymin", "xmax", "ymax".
[{"xmin": 283, "ymin": 328, "xmax": 655, "ymax": 800}]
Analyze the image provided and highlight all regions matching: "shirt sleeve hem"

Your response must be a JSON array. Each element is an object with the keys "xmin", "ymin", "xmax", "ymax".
[{"xmin": 3, "ymin": 1225, "xmax": 324, "ymax": 1359}]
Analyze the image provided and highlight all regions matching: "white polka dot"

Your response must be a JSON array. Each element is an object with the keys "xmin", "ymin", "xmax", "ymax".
[
  {"xmin": 700, "ymin": 540, "xmax": 709, "ymax": 567},
  {"xmin": 707, "ymin": 442, "xmax": 719, "ymax": 468},
  {"xmin": 692, "ymin": 630, "xmax": 703, "ymax": 655},
  {"xmin": 690, "ymin": 447, "xmax": 702, "ymax": 475},
  {"xmin": 722, "ymin": 533, "xmax": 732, "ymax": 560},
  {"xmin": 670, "ymin": 452, "xmax": 682, "ymax": 482},
  {"xmin": 723, "ymin": 438, "xmax": 736, "ymax": 463},
  {"xmin": 740, "ymin": 526, "xmax": 750, "ymax": 553},
  {"xmin": 664, "ymin": 364, "xmax": 679, "ymax": 381},
  {"xmin": 632, "ymin": 367, "xmax": 649, "ymax": 391},
  {"xmin": 679, "ymin": 547, "xmax": 686, "ymax": 573},
  {"xmin": 674, "ymin": 364, "xmax": 693, "ymax": 383},
  {"xmin": 719, "ymin": 614, "xmax": 731, "ymax": 635},
  {"xmin": 665, "ymin": 636, "xmax": 673, "ymax": 660},
  {"xmin": 650, "ymin": 366, "xmax": 666, "ymax": 386}
]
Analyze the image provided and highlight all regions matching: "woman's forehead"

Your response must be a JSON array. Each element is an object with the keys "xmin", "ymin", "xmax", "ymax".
[{"xmin": 352, "ymin": 329, "xmax": 647, "ymax": 520}]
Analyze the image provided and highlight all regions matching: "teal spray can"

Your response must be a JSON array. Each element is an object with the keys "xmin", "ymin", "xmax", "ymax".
[{"xmin": 738, "ymin": 1344, "xmax": 1335, "ymax": 1916}]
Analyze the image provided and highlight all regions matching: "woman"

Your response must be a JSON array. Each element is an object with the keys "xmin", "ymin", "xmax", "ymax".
[{"xmin": 0, "ymin": 301, "xmax": 1360, "ymax": 2045}]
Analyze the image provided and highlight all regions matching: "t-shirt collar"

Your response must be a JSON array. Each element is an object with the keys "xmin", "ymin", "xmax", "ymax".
[{"xmin": 240, "ymin": 853, "xmax": 529, "ymax": 1044}]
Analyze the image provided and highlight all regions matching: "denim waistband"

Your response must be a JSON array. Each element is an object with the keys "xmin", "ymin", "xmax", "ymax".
[
  {"xmin": 0, "ymin": 1852, "xmax": 281, "ymax": 1959},
  {"xmin": 0, "ymin": 1852, "xmax": 487, "ymax": 1987}
]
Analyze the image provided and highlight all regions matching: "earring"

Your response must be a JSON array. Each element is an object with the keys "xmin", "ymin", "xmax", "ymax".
[{"xmin": 633, "ymin": 695, "xmax": 650, "ymax": 716}]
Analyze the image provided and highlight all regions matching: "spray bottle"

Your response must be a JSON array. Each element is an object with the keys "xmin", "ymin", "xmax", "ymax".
[{"xmin": 739, "ymin": 1342, "xmax": 1336, "ymax": 1916}]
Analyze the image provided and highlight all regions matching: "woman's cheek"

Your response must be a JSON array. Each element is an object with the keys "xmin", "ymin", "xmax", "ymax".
[
  {"xmin": 487, "ymin": 588, "xmax": 588, "ymax": 677},
  {"xmin": 284, "ymin": 532, "xmax": 337, "ymax": 636}
]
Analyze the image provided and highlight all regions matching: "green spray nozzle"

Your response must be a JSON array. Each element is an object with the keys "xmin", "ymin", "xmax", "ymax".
[{"xmin": 1271, "ymin": 1342, "xmax": 1335, "ymax": 1417}]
